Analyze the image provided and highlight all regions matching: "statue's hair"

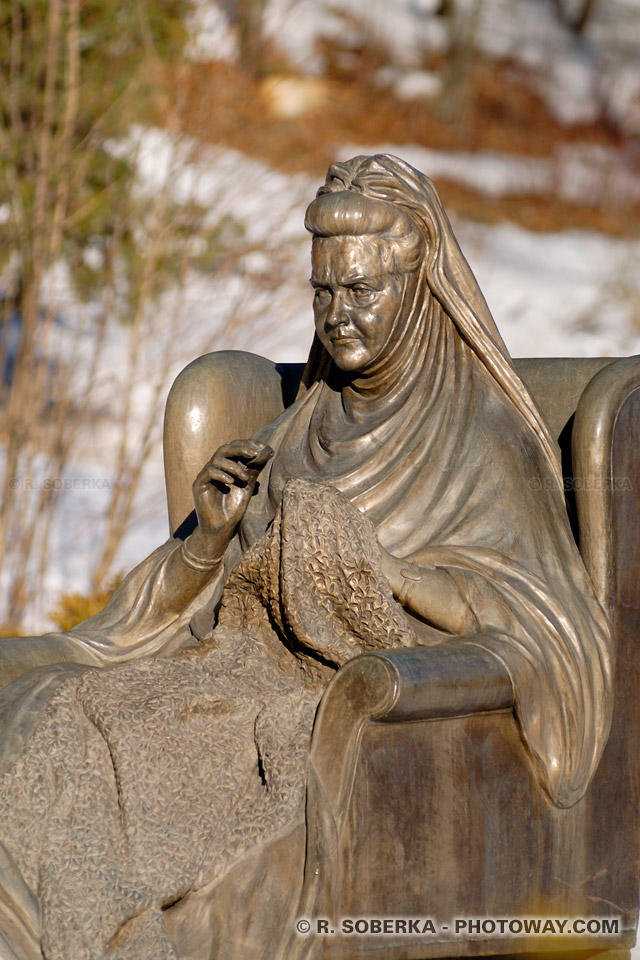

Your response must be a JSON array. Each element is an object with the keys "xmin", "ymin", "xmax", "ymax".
[{"xmin": 305, "ymin": 187, "xmax": 424, "ymax": 272}]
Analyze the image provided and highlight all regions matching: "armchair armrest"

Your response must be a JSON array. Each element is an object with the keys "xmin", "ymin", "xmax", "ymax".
[
  {"xmin": 368, "ymin": 642, "xmax": 512, "ymax": 722},
  {"xmin": 297, "ymin": 643, "xmax": 514, "ymax": 941},
  {"xmin": 307, "ymin": 642, "xmax": 512, "ymax": 833},
  {"xmin": 572, "ymin": 354, "xmax": 640, "ymax": 612}
]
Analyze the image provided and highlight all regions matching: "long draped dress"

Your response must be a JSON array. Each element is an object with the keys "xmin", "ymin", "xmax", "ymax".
[{"xmin": 0, "ymin": 155, "xmax": 612, "ymax": 960}]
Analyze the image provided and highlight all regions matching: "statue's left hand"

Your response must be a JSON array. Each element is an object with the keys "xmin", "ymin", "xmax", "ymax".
[
  {"xmin": 379, "ymin": 546, "xmax": 472, "ymax": 635},
  {"xmin": 379, "ymin": 548, "xmax": 430, "ymax": 599}
]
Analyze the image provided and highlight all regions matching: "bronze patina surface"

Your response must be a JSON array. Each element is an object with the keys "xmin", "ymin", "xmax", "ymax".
[{"xmin": 0, "ymin": 155, "xmax": 634, "ymax": 960}]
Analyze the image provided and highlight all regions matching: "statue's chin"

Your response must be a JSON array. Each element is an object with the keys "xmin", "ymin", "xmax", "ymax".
[{"xmin": 326, "ymin": 342, "xmax": 372, "ymax": 373}]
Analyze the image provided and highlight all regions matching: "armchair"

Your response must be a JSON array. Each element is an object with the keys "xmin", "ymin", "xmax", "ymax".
[{"xmin": 163, "ymin": 351, "xmax": 640, "ymax": 960}]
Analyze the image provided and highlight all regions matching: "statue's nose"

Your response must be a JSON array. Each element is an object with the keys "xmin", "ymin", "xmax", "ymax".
[{"xmin": 326, "ymin": 293, "xmax": 350, "ymax": 328}]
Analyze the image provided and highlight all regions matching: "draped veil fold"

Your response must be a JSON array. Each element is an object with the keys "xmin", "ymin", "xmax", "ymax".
[{"xmin": 241, "ymin": 154, "xmax": 612, "ymax": 808}]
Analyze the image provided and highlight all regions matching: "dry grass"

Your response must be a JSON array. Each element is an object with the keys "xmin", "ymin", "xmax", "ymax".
[
  {"xmin": 48, "ymin": 574, "xmax": 123, "ymax": 631},
  {"xmin": 434, "ymin": 178, "xmax": 639, "ymax": 236},
  {"xmin": 0, "ymin": 574, "xmax": 121, "ymax": 635},
  {"xmin": 153, "ymin": 50, "xmax": 640, "ymax": 237}
]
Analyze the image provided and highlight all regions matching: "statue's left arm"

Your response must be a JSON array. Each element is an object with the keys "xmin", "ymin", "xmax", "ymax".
[{"xmin": 380, "ymin": 549, "xmax": 476, "ymax": 635}]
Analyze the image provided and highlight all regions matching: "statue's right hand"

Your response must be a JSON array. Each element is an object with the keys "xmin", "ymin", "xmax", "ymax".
[{"xmin": 191, "ymin": 439, "xmax": 273, "ymax": 557}]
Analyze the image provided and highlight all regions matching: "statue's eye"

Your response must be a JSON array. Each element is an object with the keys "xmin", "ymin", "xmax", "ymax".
[
  {"xmin": 314, "ymin": 288, "xmax": 331, "ymax": 305},
  {"xmin": 351, "ymin": 285, "xmax": 376, "ymax": 305}
]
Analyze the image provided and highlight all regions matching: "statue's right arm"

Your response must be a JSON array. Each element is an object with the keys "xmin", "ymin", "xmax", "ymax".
[
  {"xmin": 0, "ymin": 440, "xmax": 273, "ymax": 691},
  {"xmin": 0, "ymin": 534, "xmax": 221, "ymax": 695},
  {"xmin": 69, "ymin": 439, "xmax": 273, "ymax": 650}
]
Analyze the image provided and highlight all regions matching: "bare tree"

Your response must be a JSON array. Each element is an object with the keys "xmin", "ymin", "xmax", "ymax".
[
  {"xmin": 435, "ymin": 0, "xmax": 484, "ymax": 124},
  {"xmin": 0, "ymin": 0, "xmax": 188, "ymax": 629},
  {"xmin": 551, "ymin": 0, "xmax": 598, "ymax": 36}
]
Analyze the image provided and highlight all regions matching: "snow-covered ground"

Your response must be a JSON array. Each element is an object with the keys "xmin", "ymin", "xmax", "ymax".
[
  {"xmin": 2, "ymin": 0, "xmax": 640, "ymax": 947},
  {"xmin": 6, "ymin": 0, "xmax": 639, "ymax": 632},
  {"xmin": 25, "ymin": 135, "xmax": 640, "ymax": 633},
  {"xmin": 191, "ymin": 0, "xmax": 640, "ymax": 132}
]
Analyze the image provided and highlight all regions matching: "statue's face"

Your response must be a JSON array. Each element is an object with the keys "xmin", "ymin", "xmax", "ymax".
[{"xmin": 311, "ymin": 235, "xmax": 408, "ymax": 373}]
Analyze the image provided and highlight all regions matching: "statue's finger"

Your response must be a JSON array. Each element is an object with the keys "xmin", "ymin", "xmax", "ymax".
[
  {"xmin": 212, "ymin": 457, "xmax": 251, "ymax": 484},
  {"xmin": 245, "ymin": 444, "xmax": 274, "ymax": 469},
  {"xmin": 217, "ymin": 439, "xmax": 266, "ymax": 461},
  {"xmin": 204, "ymin": 467, "xmax": 235, "ymax": 487}
]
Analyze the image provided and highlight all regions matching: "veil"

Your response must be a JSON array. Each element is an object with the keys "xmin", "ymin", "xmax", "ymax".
[{"xmin": 299, "ymin": 154, "xmax": 563, "ymax": 489}]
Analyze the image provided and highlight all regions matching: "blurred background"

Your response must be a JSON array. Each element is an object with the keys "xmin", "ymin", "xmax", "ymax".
[{"xmin": 1, "ymin": 0, "xmax": 640, "ymax": 634}]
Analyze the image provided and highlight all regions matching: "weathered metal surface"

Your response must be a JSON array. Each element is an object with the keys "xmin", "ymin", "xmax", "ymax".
[{"xmin": 0, "ymin": 155, "xmax": 634, "ymax": 960}]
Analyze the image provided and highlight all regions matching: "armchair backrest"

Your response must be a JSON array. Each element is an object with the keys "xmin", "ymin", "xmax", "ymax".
[
  {"xmin": 514, "ymin": 357, "xmax": 614, "ymax": 438},
  {"xmin": 163, "ymin": 352, "xmax": 616, "ymax": 551},
  {"xmin": 163, "ymin": 350, "xmax": 640, "ymax": 952}
]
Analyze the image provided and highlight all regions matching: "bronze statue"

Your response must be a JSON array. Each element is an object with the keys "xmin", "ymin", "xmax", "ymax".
[{"xmin": 0, "ymin": 156, "xmax": 613, "ymax": 960}]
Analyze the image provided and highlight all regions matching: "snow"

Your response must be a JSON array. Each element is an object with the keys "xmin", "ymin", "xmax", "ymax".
[
  {"xmin": 18, "ymin": 130, "xmax": 640, "ymax": 631},
  {"xmin": 457, "ymin": 221, "xmax": 640, "ymax": 358},
  {"xmin": 117, "ymin": 127, "xmax": 313, "ymax": 249},
  {"xmin": 186, "ymin": 0, "xmax": 238, "ymax": 62},
  {"xmin": 2, "ymin": 0, "xmax": 640, "ymax": 947},
  {"xmin": 187, "ymin": 0, "xmax": 640, "ymax": 133},
  {"xmin": 263, "ymin": 0, "xmax": 440, "ymax": 72},
  {"xmin": 3, "ymin": 0, "xmax": 639, "ymax": 646},
  {"xmin": 391, "ymin": 69, "xmax": 442, "ymax": 101}
]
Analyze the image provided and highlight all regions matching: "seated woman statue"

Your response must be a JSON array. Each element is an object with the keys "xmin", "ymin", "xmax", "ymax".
[{"xmin": 0, "ymin": 155, "xmax": 611, "ymax": 960}]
